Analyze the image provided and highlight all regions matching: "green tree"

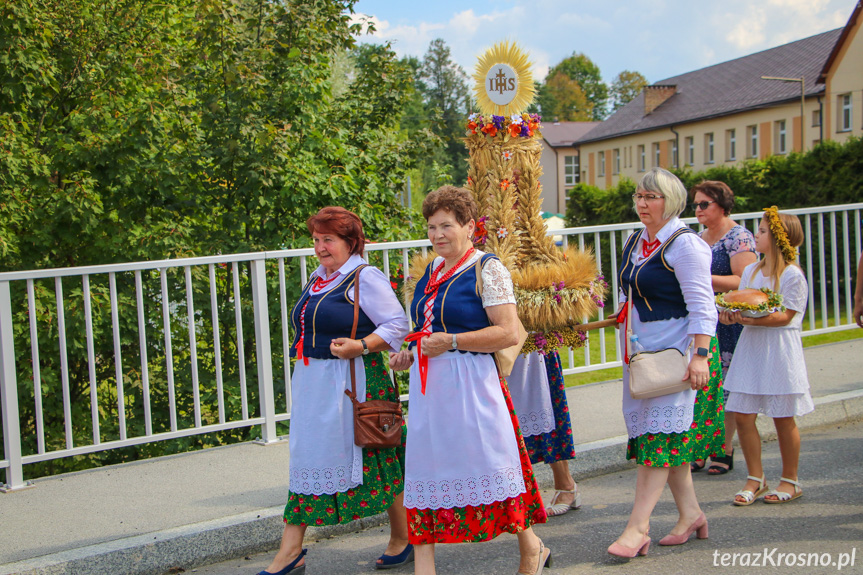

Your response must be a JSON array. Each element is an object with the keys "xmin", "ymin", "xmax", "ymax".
[
  {"xmin": 547, "ymin": 53, "xmax": 608, "ymax": 121},
  {"xmin": 536, "ymin": 71, "xmax": 592, "ymax": 121},
  {"xmin": 0, "ymin": 0, "xmax": 426, "ymax": 477},
  {"xmin": 610, "ymin": 70, "xmax": 649, "ymax": 112},
  {"xmin": 418, "ymin": 38, "xmax": 471, "ymax": 184}
]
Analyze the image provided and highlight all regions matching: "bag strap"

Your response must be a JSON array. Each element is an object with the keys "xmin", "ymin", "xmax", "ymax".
[
  {"xmin": 625, "ymin": 286, "xmax": 633, "ymax": 364},
  {"xmin": 474, "ymin": 255, "xmax": 484, "ymax": 296}
]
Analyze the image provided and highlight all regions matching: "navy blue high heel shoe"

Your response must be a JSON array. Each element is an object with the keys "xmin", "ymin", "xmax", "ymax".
[
  {"xmin": 258, "ymin": 548, "xmax": 307, "ymax": 575},
  {"xmin": 375, "ymin": 543, "xmax": 414, "ymax": 570}
]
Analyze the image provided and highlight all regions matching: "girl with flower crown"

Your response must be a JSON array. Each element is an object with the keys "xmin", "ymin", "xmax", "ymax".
[{"xmin": 720, "ymin": 207, "xmax": 813, "ymax": 506}]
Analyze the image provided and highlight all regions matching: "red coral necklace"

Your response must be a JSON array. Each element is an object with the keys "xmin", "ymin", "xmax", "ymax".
[
  {"xmin": 641, "ymin": 238, "xmax": 661, "ymax": 258},
  {"xmin": 424, "ymin": 248, "xmax": 475, "ymax": 294},
  {"xmin": 311, "ymin": 272, "xmax": 340, "ymax": 292}
]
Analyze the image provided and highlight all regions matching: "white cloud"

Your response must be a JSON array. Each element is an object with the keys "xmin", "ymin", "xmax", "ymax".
[{"xmin": 725, "ymin": 6, "xmax": 767, "ymax": 50}]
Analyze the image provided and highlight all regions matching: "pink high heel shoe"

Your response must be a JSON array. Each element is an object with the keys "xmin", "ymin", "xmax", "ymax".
[
  {"xmin": 658, "ymin": 512, "xmax": 708, "ymax": 546},
  {"xmin": 607, "ymin": 533, "xmax": 651, "ymax": 558}
]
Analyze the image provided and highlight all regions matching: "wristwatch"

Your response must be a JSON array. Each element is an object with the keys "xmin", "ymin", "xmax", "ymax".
[
  {"xmin": 361, "ymin": 339, "xmax": 370, "ymax": 356},
  {"xmin": 695, "ymin": 347, "xmax": 709, "ymax": 357},
  {"xmin": 452, "ymin": 334, "xmax": 458, "ymax": 349}
]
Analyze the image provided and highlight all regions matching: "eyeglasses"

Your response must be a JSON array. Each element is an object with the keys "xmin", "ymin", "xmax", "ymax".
[
  {"xmin": 691, "ymin": 201, "xmax": 716, "ymax": 211},
  {"xmin": 631, "ymin": 193, "xmax": 665, "ymax": 202}
]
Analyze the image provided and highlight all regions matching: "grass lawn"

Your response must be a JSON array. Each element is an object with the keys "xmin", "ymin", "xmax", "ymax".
[{"xmin": 558, "ymin": 315, "xmax": 862, "ymax": 388}]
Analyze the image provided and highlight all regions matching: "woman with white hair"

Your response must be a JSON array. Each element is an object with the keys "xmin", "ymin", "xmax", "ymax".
[{"xmin": 607, "ymin": 168, "xmax": 718, "ymax": 558}]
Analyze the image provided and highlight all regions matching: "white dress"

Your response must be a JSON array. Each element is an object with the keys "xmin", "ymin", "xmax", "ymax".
[
  {"xmin": 724, "ymin": 263, "xmax": 814, "ymax": 417},
  {"xmin": 619, "ymin": 219, "xmax": 717, "ymax": 438},
  {"xmin": 403, "ymin": 251, "xmax": 527, "ymax": 510}
]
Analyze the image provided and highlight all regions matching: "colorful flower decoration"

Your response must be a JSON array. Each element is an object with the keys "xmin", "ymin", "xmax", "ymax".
[
  {"xmin": 497, "ymin": 226, "xmax": 509, "ymax": 239},
  {"xmin": 763, "ymin": 206, "xmax": 798, "ymax": 263},
  {"xmin": 502, "ymin": 150, "xmax": 513, "ymax": 161},
  {"xmin": 520, "ymin": 327, "xmax": 589, "ymax": 355},
  {"xmin": 465, "ymin": 113, "xmax": 541, "ymax": 140},
  {"xmin": 473, "ymin": 216, "xmax": 488, "ymax": 245}
]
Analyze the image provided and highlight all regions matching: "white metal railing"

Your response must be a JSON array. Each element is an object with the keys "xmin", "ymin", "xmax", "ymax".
[{"xmin": 1, "ymin": 203, "xmax": 860, "ymax": 490}]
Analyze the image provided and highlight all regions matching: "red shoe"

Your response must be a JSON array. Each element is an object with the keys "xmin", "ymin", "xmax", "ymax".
[{"xmin": 659, "ymin": 512, "xmax": 708, "ymax": 546}]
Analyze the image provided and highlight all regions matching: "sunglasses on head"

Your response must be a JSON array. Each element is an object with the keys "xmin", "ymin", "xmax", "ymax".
[{"xmin": 691, "ymin": 200, "xmax": 716, "ymax": 211}]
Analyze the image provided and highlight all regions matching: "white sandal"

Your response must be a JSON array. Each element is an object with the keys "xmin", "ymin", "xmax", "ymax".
[
  {"xmin": 733, "ymin": 475, "xmax": 768, "ymax": 506},
  {"xmin": 545, "ymin": 484, "xmax": 582, "ymax": 517},
  {"xmin": 763, "ymin": 477, "xmax": 803, "ymax": 504}
]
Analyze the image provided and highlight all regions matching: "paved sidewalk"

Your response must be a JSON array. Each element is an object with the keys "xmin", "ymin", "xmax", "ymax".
[
  {"xmin": 195, "ymin": 420, "xmax": 863, "ymax": 575},
  {"xmin": 1, "ymin": 339, "xmax": 861, "ymax": 575}
]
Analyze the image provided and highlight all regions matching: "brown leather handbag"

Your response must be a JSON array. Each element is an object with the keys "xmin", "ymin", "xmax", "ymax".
[{"xmin": 343, "ymin": 266, "xmax": 404, "ymax": 449}]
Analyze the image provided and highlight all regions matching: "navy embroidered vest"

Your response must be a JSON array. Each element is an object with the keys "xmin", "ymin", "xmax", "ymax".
[
  {"xmin": 410, "ymin": 253, "xmax": 496, "ymax": 354},
  {"xmin": 618, "ymin": 227, "xmax": 696, "ymax": 322},
  {"xmin": 289, "ymin": 265, "xmax": 375, "ymax": 360}
]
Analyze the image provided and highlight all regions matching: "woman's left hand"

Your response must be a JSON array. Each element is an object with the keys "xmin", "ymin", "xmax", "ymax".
[
  {"xmin": 330, "ymin": 338, "xmax": 363, "ymax": 359},
  {"xmin": 419, "ymin": 332, "xmax": 451, "ymax": 358},
  {"xmin": 683, "ymin": 356, "xmax": 710, "ymax": 390}
]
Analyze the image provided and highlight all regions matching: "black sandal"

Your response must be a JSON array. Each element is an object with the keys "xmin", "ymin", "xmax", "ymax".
[
  {"xmin": 707, "ymin": 450, "xmax": 733, "ymax": 475},
  {"xmin": 690, "ymin": 459, "xmax": 706, "ymax": 472}
]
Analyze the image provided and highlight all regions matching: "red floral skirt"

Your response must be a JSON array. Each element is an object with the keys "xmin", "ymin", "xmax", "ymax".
[{"xmin": 406, "ymin": 377, "xmax": 547, "ymax": 544}]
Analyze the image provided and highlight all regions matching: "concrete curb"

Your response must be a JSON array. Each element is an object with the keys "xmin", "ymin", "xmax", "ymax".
[{"xmin": 2, "ymin": 390, "xmax": 861, "ymax": 575}]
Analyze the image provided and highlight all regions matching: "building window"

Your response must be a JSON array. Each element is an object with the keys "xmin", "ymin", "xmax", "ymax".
[
  {"xmin": 839, "ymin": 93, "xmax": 852, "ymax": 131},
  {"xmin": 671, "ymin": 139, "xmax": 678, "ymax": 168},
  {"xmin": 775, "ymin": 120, "xmax": 787, "ymax": 154},
  {"xmin": 564, "ymin": 155, "xmax": 579, "ymax": 186},
  {"xmin": 705, "ymin": 133, "xmax": 714, "ymax": 163},
  {"xmin": 748, "ymin": 125, "xmax": 758, "ymax": 158},
  {"xmin": 653, "ymin": 142, "xmax": 661, "ymax": 167},
  {"xmin": 726, "ymin": 129, "xmax": 736, "ymax": 161},
  {"xmin": 613, "ymin": 149, "xmax": 620, "ymax": 175},
  {"xmin": 638, "ymin": 145, "xmax": 645, "ymax": 172},
  {"xmin": 598, "ymin": 151, "xmax": 606, "ymax": 176},
  {"xmin": 686, "ymin": 136, "xmax": 694, "ymax": 165},
  {"xmin": 812, "ymin": 109, "xmax": 822, "ymax": 127}
]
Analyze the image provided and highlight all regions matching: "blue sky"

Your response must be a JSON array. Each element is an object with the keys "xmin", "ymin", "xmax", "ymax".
[{"xmin": 351, "ymin": 0, "xmax": 854, "ymax": 85}]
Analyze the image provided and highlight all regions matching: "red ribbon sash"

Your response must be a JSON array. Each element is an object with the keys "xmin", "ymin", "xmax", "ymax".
[{"xmin": 404, "ymin": 331, "xmax": 430, "ymax": 394}]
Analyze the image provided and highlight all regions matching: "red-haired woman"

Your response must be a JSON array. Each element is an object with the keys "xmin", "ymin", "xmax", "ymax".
[{"xmin": 260, "ymin": 207, "xmax": 412, "ymax": 574}]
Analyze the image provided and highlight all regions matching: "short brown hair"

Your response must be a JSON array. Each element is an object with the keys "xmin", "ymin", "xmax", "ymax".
[
  {"xmin": 689, "ymin": 180, "xmax": 735, "ymax": 215},
  {"xmin": 422, "ymin": 185, "xmax": 477, "ymax": 225},
  {"xmin": 306, "ymin": 206, "xmax": 366, "ymax": 256}
]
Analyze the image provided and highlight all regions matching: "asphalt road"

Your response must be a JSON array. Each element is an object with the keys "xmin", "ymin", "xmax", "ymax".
[{"xmin": 186, "ymin": 420, "xmax": 863, "ymax": 575}]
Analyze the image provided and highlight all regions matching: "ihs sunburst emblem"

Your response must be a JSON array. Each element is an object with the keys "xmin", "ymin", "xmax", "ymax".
[{"xmin": 472, "ymin": 41, "xmax": 535, "ymax": 116}]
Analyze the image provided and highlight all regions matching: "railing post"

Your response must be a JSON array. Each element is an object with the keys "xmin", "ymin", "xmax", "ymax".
[
  {"xmin": 250, "ymin": 260, "xmax": 277, "ymax": 444},
  {"xmin": 0, "ymin": 281, "xmax": 27, "ymax": 491}
]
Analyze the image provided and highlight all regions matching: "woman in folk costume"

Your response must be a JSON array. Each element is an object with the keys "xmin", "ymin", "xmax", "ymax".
[
  {"xmin": 608, "ymin": 168, "xmax": 720, "ymax": 558},
  {"xmin": 390, "ymin": 185, "xmax": 550, "ymax": 575},
  {"xmin": 261, "ymin": 207, "xmax": 412, "ymax": 575}
]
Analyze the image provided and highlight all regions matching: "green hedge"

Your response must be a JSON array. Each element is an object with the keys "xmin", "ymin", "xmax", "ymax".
[{"xmin": 566, "ymin": 136, "xmax": 863, "ymax": 226}]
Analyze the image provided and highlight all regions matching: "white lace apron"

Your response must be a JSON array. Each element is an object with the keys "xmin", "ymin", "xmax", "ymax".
[
  {"xmin": 506, "ymin": 351, "xmax": 554, "ymax": 437},
  {"xmin": 288, "ymin": 357, "xmax": 365, "ymax": 495},
  {"xmin": 403, "ymin": 350, "xmax": 526, "ymax": 509}
]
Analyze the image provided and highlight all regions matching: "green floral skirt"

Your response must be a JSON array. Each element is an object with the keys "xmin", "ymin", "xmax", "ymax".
[
  {"xmin": 626, "ymin": 337, "xmax": 725, "ymax": 467},
  {"xmin": 691, "ymin": 336, "xmax": 726, "ymax": 460},
  {"xmin": 283, "ymin": 354, "xmax": 406, "ymax": 526}
]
